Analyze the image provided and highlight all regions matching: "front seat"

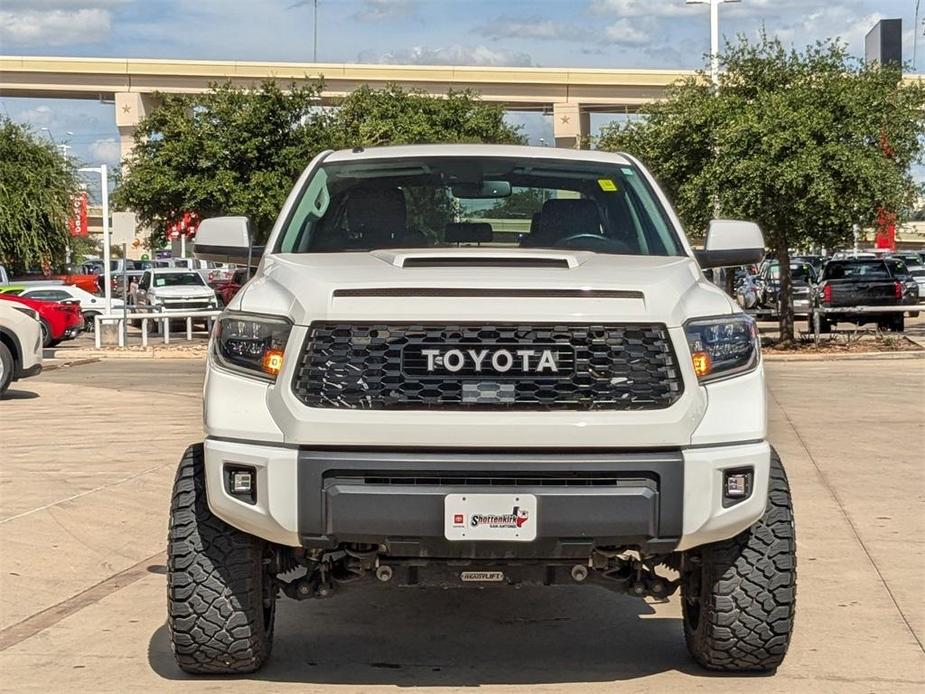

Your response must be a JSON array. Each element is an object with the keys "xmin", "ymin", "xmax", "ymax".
[
  {"xmin": 524, "ymin": 199, "xmax": 602, "ymax": 247},
  {"xmin": 345, "ymin": 187, "xmax": 408, "ymax": 248}
]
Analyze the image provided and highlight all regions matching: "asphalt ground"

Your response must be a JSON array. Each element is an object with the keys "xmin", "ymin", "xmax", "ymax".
[{"xmin": 0, "ymin": 357, "xmax": 923, "ymax": 693}]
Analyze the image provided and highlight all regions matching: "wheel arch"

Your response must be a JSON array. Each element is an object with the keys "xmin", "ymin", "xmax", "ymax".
[{"xmin": 0, "ymin": 327, "xmax": 22, "ymax": 369}]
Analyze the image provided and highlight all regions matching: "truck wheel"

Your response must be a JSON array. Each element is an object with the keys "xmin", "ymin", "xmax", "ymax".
[
  {"xmin": 681, "ymin": 451, "xmax": 796, "ymax": 672},
  {"xmin": 167, "ymin": 444, "xmax": 276, "ymax": 674},
  {"xmin": 0, "ymin": 342, "xmax": 13, "ymax": 395}
]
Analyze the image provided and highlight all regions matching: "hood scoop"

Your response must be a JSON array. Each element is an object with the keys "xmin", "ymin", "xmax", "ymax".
[{"xmin": 400, "ymin": 256, "xmax": 570, "ymax": 269}]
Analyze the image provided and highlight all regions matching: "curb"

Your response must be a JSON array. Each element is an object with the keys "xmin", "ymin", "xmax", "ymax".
[
  {"xmin": 48, "ymin": 348, "xmax": 207, "ymax": 360},
  {"xmin": 763, "ymin": 350, "xmax": 925, "ymax": 362}
]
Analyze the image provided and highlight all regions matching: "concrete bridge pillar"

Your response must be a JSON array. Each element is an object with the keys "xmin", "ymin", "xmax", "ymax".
[
  {"xmin": 114, "ymin": 92, "xmax": 158, "ymax": 166},
  {"xmin": 553, "ymin": 103, "xmax": 590, "ymax": 149}
]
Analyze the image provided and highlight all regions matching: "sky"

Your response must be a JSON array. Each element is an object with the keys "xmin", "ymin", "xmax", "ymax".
[{"xmin": 1, "ymin": 0, "xmax": 923, "ymax": 177}]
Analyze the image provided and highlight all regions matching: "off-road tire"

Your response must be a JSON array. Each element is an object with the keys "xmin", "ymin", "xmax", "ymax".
[
  {"xmin": 167, "ymin": 444, "xmax": 276, "ymax": 674},
  {"xmin": 0, "ymin": 342, "xmax": 13, "ymax": 395},
  {"xmin": 681, "ymin": 450, "xmax": 796, "ymax": 672}
]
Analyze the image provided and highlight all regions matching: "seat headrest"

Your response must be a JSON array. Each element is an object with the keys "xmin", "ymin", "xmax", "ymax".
[
  {"xmin": 527, "ymin": 199, "xmax": 601, "ymax": 246},
  {"xmin": 445, "ymin": 222, "xmax": 493, "ymax": 243},
  {"xmin": 346, "ymin": 187, "xmax": 407, "ymax": 243}
]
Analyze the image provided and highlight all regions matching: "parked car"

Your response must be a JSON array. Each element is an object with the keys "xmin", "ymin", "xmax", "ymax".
[
  {"xmin": 884, "ymin": 258, "xmax": 921, "ymax": 306},
  {"xmin": 133, "ymin": 268, "xmax": 218, "ymax": 314},
  {"xmin": 0, "ymin": 300, "xmax": 43, "ymax": 395},
  {"xmin": 810, "ymin": 258, "xmax": 918, "ymax": 332},
  {"xmin": 0, "ymin": 293, "xmax": 82, "ymax": 346},
  {"xmin": 8, "ymin": 285, "xmax": 125, "ymax": 332},
  {"xmin": 213, "ymin": 267, "xmax": 250, "ymax": 306},
  {"xmin": 756, "ymin": 260, "xmax": 817, "ymax": 316}
]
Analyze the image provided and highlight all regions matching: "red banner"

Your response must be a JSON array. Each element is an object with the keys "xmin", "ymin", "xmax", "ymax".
[
  {"xmin": 68, "ymin": 191, "xmax": 88, "ymax": 237},
  {"xmin": 873, "ymin": 208, "xmax": 896, "ymax": 251},
  {"xmin": 166, "ymin": 211, "xmax": 201, "ymax": 241}
]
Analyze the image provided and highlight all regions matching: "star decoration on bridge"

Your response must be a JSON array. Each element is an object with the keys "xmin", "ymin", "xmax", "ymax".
[
  {"xmin": 122, "ymin": 104, "xmax": 131, "ymax": 113},
  {"xmin": 560, "ymin": 114, "xmax": 570, "ymax": 124}
]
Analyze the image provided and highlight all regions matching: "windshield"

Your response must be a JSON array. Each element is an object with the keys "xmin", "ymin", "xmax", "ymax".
[
  {"xmin": 276, "ymin": 156, "xmax": 685, "ymax": 256},
  {"xmin": 823, "ymin": 261, "xmax": 891, "ymax": 281},
  {"xmin": 768, "ymin": 263, "xmax": 815, "ymax": 281},
  {"xmin": 154, "ymin": 272, "xmax": 206, "ymax": 287}
]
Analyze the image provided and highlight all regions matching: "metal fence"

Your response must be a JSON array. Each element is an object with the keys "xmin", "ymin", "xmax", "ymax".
[{"xmin": 93, "ymin": 309, "xmax": 221, "ymax": 348}]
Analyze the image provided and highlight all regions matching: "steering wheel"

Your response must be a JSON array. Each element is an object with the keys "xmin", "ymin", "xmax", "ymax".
[{"xmin": 556, "ymin": 233, "xmax": 604, "ymax": 245}]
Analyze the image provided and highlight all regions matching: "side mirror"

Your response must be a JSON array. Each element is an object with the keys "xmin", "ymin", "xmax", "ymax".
[
  {"xmin": 194, "ymin": 217, "xmax": 253, "ymax": 265},
  {"xmin": 695, "ymin": 219, "xmax": 765, "ymax": 269}
]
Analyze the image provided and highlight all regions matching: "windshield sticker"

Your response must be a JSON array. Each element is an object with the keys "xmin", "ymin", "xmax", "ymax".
[
  {"xmin": 620, "ymin": 167, "xmax": 636, "ymax": 176},
  {"xmin": 597, "ymin": 178, "xmax": 618, "ymax": 192}
]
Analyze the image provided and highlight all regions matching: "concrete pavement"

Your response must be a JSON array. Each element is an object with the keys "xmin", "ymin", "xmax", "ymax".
[{"xmin": 0, "ymin": 359, "xmax": 923, "ymax": 693}]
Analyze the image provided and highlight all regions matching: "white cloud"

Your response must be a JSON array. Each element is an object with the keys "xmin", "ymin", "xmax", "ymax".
[
  {"xmin": 590, "ymin": 0, "xmax": 693, "ymax": 18},
  {"xmin": 353, "ymin": 0, "xmax": 417, "ymax": 22},
  {"xmin": 0, "ymin": 4, "xmax": 114, "ymax": 46},
  {"xmin": 478, "ymin": 17, "xmax": 597, "ymax": 42},
  {"xmin": 605, "ymin": 19, "xmax": 652, "ymax": 46},
  {"xmin": 89, "ymin": 138, "xmax": 120, "ymax": 166},
  {"xmin": 359, "ymin": 44, "xmax": 535, "ymax": 67}
]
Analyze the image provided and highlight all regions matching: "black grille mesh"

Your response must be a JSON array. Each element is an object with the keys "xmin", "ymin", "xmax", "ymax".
[{"xmin": 292, "ymin": 323, "xmax": 683, "ymax": 411}]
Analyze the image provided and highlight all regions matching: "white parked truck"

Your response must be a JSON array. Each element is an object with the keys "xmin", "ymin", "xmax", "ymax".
[{"xmin": 168, "ymin": 145, "xmax": 796, "ymax": 675}]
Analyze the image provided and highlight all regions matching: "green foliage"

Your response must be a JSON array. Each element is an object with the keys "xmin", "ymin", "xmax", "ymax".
[
  {"xmin": 115, "ymin": 82, "xmax": 523, "ymax": 245},
  {"xmin": 598, "ymin": 35, "xmax": 925, "ymax": 342},
  {"xmin": 0, "ymin": 118, "xmax": 80, "ymax": 272},
  {"xmin": 473, "ymin": 188, "xmax": 546, "ymax": 219},
  {"xmin": 332, "ymin": 85, "xmax": 523, "ymax": 148},
  {"xmin": 114, "ymin": 81, "xmax": 333, "ymax": 244}
]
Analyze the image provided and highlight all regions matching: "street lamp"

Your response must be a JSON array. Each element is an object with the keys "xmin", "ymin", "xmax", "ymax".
[
  {"xmin": 78, "ymin": 165, "xmax": 112, "ymax": 315},
  {"xmin": 687, "ymin": 0, "xmax": 740, "ymax": 89}
]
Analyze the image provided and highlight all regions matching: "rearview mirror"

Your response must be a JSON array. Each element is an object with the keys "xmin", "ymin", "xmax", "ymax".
[
  {"xmin": 451, "ymin": 181, "xmax": 512, "ymax": 199},
  {"xmin": 696, "ymin": 220, "xmax": 765, "ymax": 269},
  {"xmin": 194, "ymin": 216, "xmax": 253, "ymax": 264}
]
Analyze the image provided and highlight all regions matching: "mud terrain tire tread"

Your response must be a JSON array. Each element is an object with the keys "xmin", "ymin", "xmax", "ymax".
[
  {"xmin": 167, "ymin": 443, "xmax": 275, "ymax": 674},
  {"xmin": 682, "ymin": 450, "xmax": 796, "ymax": 672}
]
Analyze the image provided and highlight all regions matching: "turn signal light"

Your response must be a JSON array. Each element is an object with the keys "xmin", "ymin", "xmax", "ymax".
[
  {"xmin": 261, "ymin": 349, "xmax": 285, "ymax": 376},
  {"xmin": 691, "ymin": 351, "xmax": 712, "ymax": 378}
]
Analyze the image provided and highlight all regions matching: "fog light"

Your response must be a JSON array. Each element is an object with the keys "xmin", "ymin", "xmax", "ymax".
[
  {"xmin": 232, "ymin": 470, "xmax": 253, "ymax": 494},
  {"xmin": 225, "ymin": 465, "xmax": 257, "ymax": 504},
  {"xmin": 723, "ymin": 468, "xmax": 753, "ymax": 506}
]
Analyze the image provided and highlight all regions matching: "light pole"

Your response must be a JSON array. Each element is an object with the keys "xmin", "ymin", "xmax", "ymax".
[
  {"xmin": 687, "ymin": 0, "xmax": 740, "ymax": 89},
  {"xmin": 79, "ymin": 165, "xmax": 112, "ymax": 315},
  {"xmin": 313, "ymin": 0, "xmax": 319, "ymax": 62}
]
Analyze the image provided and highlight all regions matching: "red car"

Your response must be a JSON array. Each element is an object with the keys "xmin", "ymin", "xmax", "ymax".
[
  {"xmin": 213, "ymin": 267, "xmax": 250, "ymax": 306},
  {"xmin": 0, "ymin": 294, "xmax": 82, "ymax": 347}
]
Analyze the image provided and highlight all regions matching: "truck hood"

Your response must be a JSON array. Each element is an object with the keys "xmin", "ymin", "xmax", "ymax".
[
  {"xmin": 234, "ymin": 248, "xmax": 737, "ymax": 327},
  {"xmin": 152, "ymin": 285, "xmax": 214, "ymax": 298}
]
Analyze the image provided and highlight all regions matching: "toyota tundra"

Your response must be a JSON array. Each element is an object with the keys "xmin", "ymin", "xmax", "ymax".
[{"xmin": 168, "ymin": 144, "xmax": 796, "ymax": 675}]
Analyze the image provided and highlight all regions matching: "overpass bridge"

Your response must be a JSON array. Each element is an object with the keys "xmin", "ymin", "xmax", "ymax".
[{"xmin": 0, "ymin": 56, "xmax": 695, "ymax": 159}]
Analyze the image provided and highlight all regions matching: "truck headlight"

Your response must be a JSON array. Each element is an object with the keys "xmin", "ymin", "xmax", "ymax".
[
  {"xmin": 685, "ymin": 315, "xmax": 759, "ymax": 384},
  {"xmin": 213, "ymin": 312, "xmax": 291, "ymax": 381}
]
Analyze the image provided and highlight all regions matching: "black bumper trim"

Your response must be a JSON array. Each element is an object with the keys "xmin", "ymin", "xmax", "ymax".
[{"xmin": 297, "ymin": 450, "xmax": 683, "ymax": 557}]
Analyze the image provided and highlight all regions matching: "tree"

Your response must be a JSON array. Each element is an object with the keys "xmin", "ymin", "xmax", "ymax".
[
  {"xmin": 0, "ymin": 118, "xmax": 80, "ymax": 272},
  {"xmin": 598, "ymin": 35, "xmax": 925, "ymax": 344},
  {"xmin": 473, "ymin": 188, "xmax": 546, "ymax": 219},
  {"xmin": 115, "ymin": 81, "xmax": 334, "ymax": 244},
  {"xmin": 116, "ymin": 82, "xmax": 523, "ymax": 245}
]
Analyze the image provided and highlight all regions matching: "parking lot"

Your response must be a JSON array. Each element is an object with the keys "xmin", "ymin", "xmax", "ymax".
[{"xmin": 1, "ymin": 356, "xmax": 923, "ymax": 693}]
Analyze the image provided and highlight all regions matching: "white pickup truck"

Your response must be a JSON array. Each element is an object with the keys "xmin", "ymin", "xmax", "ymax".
[{"xmin": 167, "ymin": 145, "xmax": 796, "ymax": 675}]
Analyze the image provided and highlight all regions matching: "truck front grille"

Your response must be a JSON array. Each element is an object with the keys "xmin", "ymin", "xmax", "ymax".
[{"xmin": 292, "ymin": 323, "xmax": 683, "ymax": 411}]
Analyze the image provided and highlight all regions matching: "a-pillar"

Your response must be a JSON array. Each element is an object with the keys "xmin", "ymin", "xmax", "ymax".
[
  {"xmin": 553, "ymin": 103, "xmax": 590, "ymax": 149},
  {"xmin": 115, "ymin": 92, "xmax": 158, "ymax": 166}
]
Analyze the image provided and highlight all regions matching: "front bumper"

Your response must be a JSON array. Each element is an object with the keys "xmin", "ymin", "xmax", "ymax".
[{"xmin": 203, "ymin": 438, "xmax": 770, "ymax": 554}]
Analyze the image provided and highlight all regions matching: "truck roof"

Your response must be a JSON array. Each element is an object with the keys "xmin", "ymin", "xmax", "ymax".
[{"xmin": 323, "ymin": 143, "xmax": 633, "ymax": 166}]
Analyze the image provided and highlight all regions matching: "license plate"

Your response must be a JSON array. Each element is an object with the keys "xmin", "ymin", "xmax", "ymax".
[{"xmin": 444, "ymin": 493, "xmax": 537, "ymax": 542}]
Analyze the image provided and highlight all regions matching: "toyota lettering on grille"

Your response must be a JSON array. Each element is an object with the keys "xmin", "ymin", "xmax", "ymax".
[{"xmin": 402, "ymin": 344, "xmax": 575, "ymax": 377}]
